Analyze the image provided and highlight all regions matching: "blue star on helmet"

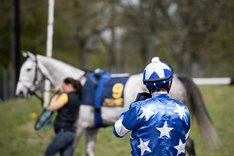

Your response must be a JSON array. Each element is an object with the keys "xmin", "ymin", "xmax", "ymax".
[
  {"xmin": 153, "ymin": 63, "xmax": 172, "ymax": 78},
  {"xmin": 144, "ymin": 62, "xmax": 172, "ymax": 80},
  {"xmin": 149, "ymin": 72, "xmax": 159, "ymax": 81}
]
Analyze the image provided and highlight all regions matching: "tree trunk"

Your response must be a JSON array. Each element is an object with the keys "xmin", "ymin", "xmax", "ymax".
[
  {"xmin": 79, "ymin": 38, "xmax": 88, "ymax": 69},
  {"xmin": 109, "ymin": 2, "xmax": 117, "ymax": 72}
]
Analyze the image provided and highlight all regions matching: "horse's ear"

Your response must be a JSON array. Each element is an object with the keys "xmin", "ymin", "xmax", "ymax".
[
  {"xmin": 22, "ymin": 51, "xmax": 28, "ymax": 58},
  {"xmin": 23, "ymin": 51, "xmax": 36, "ymax": 61}
]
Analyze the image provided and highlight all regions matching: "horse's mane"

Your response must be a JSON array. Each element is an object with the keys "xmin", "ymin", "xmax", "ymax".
[{"xmin": 36, "ymin": 54, "xmax": 85, "ymax": 86}]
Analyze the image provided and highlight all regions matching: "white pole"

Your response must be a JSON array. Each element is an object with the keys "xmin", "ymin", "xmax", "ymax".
[{"xmin": 44, "ymin": 0, "xmax": 54, "ymax": 108}]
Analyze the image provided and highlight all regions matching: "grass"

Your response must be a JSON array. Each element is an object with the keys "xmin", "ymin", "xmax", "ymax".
[
  {"xmin": 189, "ymin": 85, "xmax": 234, "ymax": 156},
  {"xmin": 0, "ymin": 85, "xmax": 233, "ymax": 156}
]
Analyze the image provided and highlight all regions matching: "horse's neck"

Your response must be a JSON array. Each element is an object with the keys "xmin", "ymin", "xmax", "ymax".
[{"xmin": 37, "ymin": 55, "xmax": 85, "ymax": 86}]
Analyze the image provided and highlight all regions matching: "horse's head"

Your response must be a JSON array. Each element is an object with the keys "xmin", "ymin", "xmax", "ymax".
[{"xmin": 16, "ymin": 52, "xmax": 44, "ymax": 98}]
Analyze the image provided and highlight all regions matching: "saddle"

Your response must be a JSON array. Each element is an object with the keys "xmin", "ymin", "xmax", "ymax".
[
  {"xmin": 82, "ymin": 69, "xmax": 129, "ymax": 108},
  {"xmin": 81, "ymin": 69, "xmax": 129, "ymax": 127}
]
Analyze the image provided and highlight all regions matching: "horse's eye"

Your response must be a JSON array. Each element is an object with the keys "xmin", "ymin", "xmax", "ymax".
[{"xmin": 27, "ymin": 68, "xmax": 32, "ymax": 72}]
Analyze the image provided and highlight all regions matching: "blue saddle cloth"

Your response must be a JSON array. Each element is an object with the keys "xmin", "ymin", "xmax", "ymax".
[
  {"xmin": 82, "ymin": 71, "xmax": 129, "ymax": 108},
  {"xmin": 81, "ymin": 70, "xmax": 129, "ymax": 127}
]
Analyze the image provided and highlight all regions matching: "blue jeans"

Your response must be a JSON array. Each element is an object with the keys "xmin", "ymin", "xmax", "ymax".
[{"xmin": 45, "ymin": 130, "xmax": 76, "ymax": 156}]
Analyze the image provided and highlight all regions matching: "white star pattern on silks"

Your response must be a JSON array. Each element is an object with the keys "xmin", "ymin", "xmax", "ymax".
[
  {"xmin": 139, "ymin": 105, "xmax": 155, "ymax": 121},
  {"xmin": 137, "ymin": 138, "xmax": 152, "ymax": 156},
  {"xmin": 156, "ymin": 121, "xmax": 174, "ymax": 138},
  {"xmin": 185, "ymin": 129, "xmax": 190, "ymax": 140},
  {"xmin": 174, "ymin": 139, "xmax": 186, "ymax": 155},
  {"xmin": 174, "ymin": 104, "xmax": 186, "ymax": 119}
]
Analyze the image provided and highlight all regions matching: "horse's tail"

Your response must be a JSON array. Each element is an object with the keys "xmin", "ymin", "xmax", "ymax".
[{"xmin": 178, "ymin": 76, "xmax": 219, "ymax": 149}]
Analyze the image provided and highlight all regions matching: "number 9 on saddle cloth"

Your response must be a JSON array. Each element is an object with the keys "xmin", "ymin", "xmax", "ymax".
[
  {"xmin": 82, "ymin": 69, "xmax": 129, "ymax": 108},
  {"xmin": 82, "ymin": 69, "xmax": 129, "ymax": 127}
]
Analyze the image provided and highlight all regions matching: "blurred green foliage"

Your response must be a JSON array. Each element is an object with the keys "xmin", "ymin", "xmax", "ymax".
[{"xmin": 1, "ymin": 0, "xmax": 234, "ymax": 76}]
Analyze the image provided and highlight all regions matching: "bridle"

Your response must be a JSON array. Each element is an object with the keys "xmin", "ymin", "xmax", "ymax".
[{"xmin": 19, "ymin": 56, "xmax": 53, "ymax": 106}]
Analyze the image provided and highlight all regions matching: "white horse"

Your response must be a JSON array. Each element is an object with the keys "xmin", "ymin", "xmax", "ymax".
[{"xmin": 16, "ymin": 52, "xmax": 218, "ymax": 156}]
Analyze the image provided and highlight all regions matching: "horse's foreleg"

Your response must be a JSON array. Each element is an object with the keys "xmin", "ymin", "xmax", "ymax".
[
  {"xmin": 73, "ymin": 124, "xmax": 86, "ymax": 152},
  {"xmin": 85, "ymin": 128, "xmax": 98, "ymax": 156},
  {"xmin": 186, "ymin": 137, "xmax": 196, "ymax": 156}
]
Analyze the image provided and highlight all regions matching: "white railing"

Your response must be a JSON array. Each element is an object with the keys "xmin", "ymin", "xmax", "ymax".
[{"xmin": 193, "ymin": 77, "xmax": 232, "ymax": 85}]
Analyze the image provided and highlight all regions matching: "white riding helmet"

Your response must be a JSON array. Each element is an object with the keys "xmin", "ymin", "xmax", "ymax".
[{"xmin": 143, "ymin": 57, "xmax": 173, "ymax": 91}]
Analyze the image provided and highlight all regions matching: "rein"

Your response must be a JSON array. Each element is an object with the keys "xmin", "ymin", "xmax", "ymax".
[{"xmin": 19, "ymin": 79, "xmax": 55, "ymax": 107}]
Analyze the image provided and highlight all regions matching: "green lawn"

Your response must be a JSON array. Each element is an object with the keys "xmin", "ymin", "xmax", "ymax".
[{"xmin": 0, "ymin": 85, "xmax": 233, "ymax": 156}]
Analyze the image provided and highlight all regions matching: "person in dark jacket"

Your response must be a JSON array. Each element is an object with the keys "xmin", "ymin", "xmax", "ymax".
[{"xmin": 45, "ymin": 77, "xmax": 82, "ymax": 156}]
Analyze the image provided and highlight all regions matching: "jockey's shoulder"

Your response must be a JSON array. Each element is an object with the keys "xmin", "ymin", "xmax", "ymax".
[
  {"xmin": 135, "ymin": 92, "xmax": 152, "ymax": 102},
  {"xmin": 129, "ymin": 92, "xmax": 152, "ymax": 109},
  {"xmin": 171, "ymin": 98, "xmax": 190, "ymax": 112},
  {"xmin": 129, "ymin": 101, "xmax": 141, "ymax": 109}
]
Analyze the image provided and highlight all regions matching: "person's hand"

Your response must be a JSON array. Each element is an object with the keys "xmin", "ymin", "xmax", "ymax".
[{"xmin": 55, "ymin": 83, "xmax": 63, "ymax": 94}]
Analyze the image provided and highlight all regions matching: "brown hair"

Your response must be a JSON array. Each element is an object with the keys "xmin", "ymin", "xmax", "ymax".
[{"xmin": 63, "ymin": 77, "xmax": 82, "ymax": 95}]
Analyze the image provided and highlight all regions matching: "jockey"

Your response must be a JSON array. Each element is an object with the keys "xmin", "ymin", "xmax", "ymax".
[{"xmin": 113, "ymin": 57, "xmax": 190, "ymax": 156}]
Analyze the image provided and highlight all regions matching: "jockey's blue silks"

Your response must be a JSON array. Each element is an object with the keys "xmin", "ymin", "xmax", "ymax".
[{"xmin": 114, "ymin": 92, "xmax": 190, "ymax": 156}]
